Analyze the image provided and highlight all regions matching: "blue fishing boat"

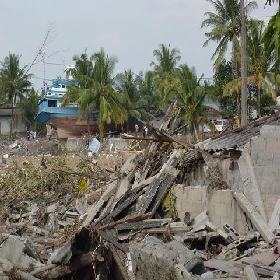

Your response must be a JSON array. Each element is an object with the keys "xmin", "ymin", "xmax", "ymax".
[{"xmin": 36, "ymin": 67, "xmax": 99, "ymax": 138}]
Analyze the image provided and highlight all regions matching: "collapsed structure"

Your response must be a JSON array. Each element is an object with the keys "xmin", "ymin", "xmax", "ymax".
[{"xmin": 1, "ymin": 109, "xmax": 280, "ymax": 279}]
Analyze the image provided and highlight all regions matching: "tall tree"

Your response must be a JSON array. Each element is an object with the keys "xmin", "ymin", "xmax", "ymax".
[
  {"xmin": 175, "ymin": 64, "xmax": 212, "ymax": 142},
  {"xmin": 18, "ymin": 88, "xmax": 40, "ymax": 128},
  {"xmin": 0, "ymin": 53, "xmax": 32, "ymax": 138},
  {"xmin": 150, "ymin": 44, "xmax": 181, "ymax": 105},
  {"xmin": 139, "ymin": 71, "xmax": 160, "ymax": 115},
  {"xmin": 202, "ymin": 0, "xmax": 257, "ymax": 123},
  {"xmin": 247, "ymin": 20, "xmax": 274, "ymax": 116},
  {"xmin": 72, "ymin": 51, "xmax": 94, "ymax": 89},
  {"xmin": 114, "ymin": 69, "xmax": 151, "ymax": 132},
  {"xmin": 78, "ymin": 48, "xmax": 127, "ymax": 138},
  {"xmin": 262, "ymin": 10, "xmax": 280, "ymax": 94}
]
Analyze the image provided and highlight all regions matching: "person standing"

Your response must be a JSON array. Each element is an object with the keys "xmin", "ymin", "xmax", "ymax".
[
  {"xmin": 135, "ymin": 124, "xmax": 139, "ymax": 137},
  {"xmin": 143, "ymin": 125, "xmax": 148, "ymax": 138}
]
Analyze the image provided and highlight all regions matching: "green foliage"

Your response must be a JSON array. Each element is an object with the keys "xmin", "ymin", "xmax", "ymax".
[
  {"xmin": 150, "ymin": 44, "xmax": 181, "ymax": 105},
  {"xmin": 262, "ymin": 11, "xmax": 280, "ymax": 73},
  {"xmin": 72, "ymin": 51, "xmax": 94, "ymax": 89},
  {"xmin": 18, "ymin": 88, "xmax": 40, "ymax": 127},
  {"xmin": 114, "ymin": 69, "xmax": 153, "ymax": 131},
  {"xmin": 0, "ymin": 53, "xmax": 32, "ymax": 105},
  {"xmin": 202, "ymin": 0, "xmax": 257, "ymax": 72},
  {"xmin": 249, "ymin": 92, "xmax": 276, "ymax": 116},
  {"xmin": 0, "ymin": 53, "xmax": 32, "ymax": 138},
  {"xmin": 175, "ymin": 64, "xmax": 213, "ymax": 141},
  {"xmin": 247, "ymin": 19, "xmax": 275, "ymax": 115}
]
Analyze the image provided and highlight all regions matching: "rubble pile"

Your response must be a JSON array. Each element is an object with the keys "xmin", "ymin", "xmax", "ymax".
[{"xmin": 1, "ymin": 113, "xmax": 280, "ymax": 279}]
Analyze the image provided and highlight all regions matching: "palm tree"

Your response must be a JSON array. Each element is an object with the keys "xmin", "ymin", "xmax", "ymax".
[
  {"xmin": 175, "ymin": 64, "xmax": 213, "ymax": 142},
  {"xmin": 72, "ymin": 51, "xmax": 94, "ymax": 89},
  {"xmin": 114, "ymin": 69, "xmax": 151, "ymax": 132},
  {"xmin": 78, "ymin": 48, "xmax": 127, "ymax": 138},
  {"xmin": 202, "ymin": 0, "xmax": 257, "ymax": 123},
  {"xmin": 247, "ymin": 20, "xmax": 274, "ymax": 116},
  {"xmin": 18, "ymin": 88, "xmax": 40, "ymax": 128},
  {"xmin": 0, "ymin": 53, "xmax": 32, "ymax": 138},
  {"xmin": 202, "ymin": 0, "xmax": 257, "ymax": 71},
  {"xmin": 150, "ymin": 44, "xmax": 181, "ymax": 105},
  {"xmin": 262, "ymin": 10, "xmax": 280, "ymax": 93},
  {"xmin": 139, "ymin": 71, "xmax": 161, "ymax": 115}
]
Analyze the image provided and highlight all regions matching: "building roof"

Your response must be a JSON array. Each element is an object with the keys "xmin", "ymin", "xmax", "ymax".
[
  {"xmin": 198, "ymin": 114, "xmax": 280, "ymax": 152},
  {"xmin": 0, "ymin": 108, "xmax": 21, "ymax": 117}
]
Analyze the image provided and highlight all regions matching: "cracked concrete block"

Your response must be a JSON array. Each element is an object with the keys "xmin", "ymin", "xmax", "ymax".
[
  {"xmin": 0, "ymin": 235, "xmax": 43, "ymax": 270},
  {"xmin": 129, "ymin": 237, "xmax": 204, "ymax": 280}
]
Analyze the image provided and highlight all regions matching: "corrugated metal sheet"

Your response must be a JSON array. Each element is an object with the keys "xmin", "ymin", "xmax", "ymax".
[
  {"xmin": 200, "ymin": 114, "xmax": 280, "ymax": 151},
  {"xmin": 183, "ymin": 149, "xmax": 203, "ymax": 164}
]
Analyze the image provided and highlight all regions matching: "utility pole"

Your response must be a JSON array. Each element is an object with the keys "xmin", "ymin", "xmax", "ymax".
[{"xmin": 240, "ymin": 0, "xmax": 248, "ymax": 127}]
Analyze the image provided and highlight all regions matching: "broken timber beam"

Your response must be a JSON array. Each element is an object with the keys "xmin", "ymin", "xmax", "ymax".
[
  {"xmin": 233, "ymin": 191, "xmax": 274, "ymax": 244},
  {"xmin": 115, "ymin": 218, "xmax": 173, "ymax": 231},
  {"xmin": 98, "ymin": 212, "xmax": 153, "ymax": 231},
  {"xmin": 82, "ymin": 181, "xmax": 118, "ymax": 227}
]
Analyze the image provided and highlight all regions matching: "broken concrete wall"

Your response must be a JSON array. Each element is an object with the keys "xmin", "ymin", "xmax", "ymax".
[
  {"xmin": 252, "ymin": 126, "xmax": 280, "ymax": 195},
  {"xmin": 174, "ymin": 186, "xmax": 248, "ymax": 235},
  {"xmin": 217, "ymin": 125, "xmax": 280, "ymax": 230}
]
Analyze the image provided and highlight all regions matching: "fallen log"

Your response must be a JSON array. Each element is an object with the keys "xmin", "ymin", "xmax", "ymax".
[{"xmin": 42, "ymin": 252, "xmax": 104, "ymax": 279}]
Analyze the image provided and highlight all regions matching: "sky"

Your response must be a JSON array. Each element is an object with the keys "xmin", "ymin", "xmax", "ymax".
[{"xmin": 0, "ymin": 0, "xmax": 278, "ymax": 91}]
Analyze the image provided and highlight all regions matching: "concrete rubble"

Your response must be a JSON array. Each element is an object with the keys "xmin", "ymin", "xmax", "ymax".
[{"xmin": 1, "ymin": 113, "xmax": 280, "ymax": 279}]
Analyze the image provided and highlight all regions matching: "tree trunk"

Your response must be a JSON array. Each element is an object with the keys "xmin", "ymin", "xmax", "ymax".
[
  {"xmin": 240, "ymin": 0, "xmax": 248, "ymax": 127},
  {"xmin": 257, "ymin": 83, "xmax": 261, "ymax": 117}
]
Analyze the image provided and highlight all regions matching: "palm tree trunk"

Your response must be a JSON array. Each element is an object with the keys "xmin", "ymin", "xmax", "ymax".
[
  {"xmin": 240, "ymin": 0, "xmax": 248, "ymax": 127},
  {"xmin": 87, "ymin": 116, "xmax": 90, "ymax": 133},
  {"xmin": 232, "ymin": 41, "xmax": 241, "ymax": 126},
  {"xmin": 257, "ymin": 83, "xmax": 261, "ymax": 117}
]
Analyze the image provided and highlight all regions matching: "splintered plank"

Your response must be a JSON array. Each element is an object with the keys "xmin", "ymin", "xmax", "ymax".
[
  {"xmin": 135, "ymin": 174, "xmax": 166, "ymax": 214},
  {"xmin": 115, "ymin": 218, "xmax": 172, "ymax": 231},
  {"xmin": 100, "ymin": 187, "xmax": 146, "ymax": 226},
  {"xmin": 150, "ymin": 173, "xmax": 176, "ymax": 214},
  {"xmin": 99, "ymin": 212, "xmax": 153, "ymax": 231},
  {"xmin": 101, "ymin": 230, "xmax": 128, "ymax": 253}
]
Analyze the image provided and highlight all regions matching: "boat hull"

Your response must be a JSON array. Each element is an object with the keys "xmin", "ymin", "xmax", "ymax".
[
  {"xmin": 47, "ymin": 117, "xmax": 99, "ymax": 138},
  {"xmin": 36, "ymin": 99, "xmax": 100, "ymax": 138}
]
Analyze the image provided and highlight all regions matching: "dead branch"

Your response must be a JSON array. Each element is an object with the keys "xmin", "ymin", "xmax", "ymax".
[{"xmin": 24, "ymin": 24, "xmax": 53, "ymax": 77}]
